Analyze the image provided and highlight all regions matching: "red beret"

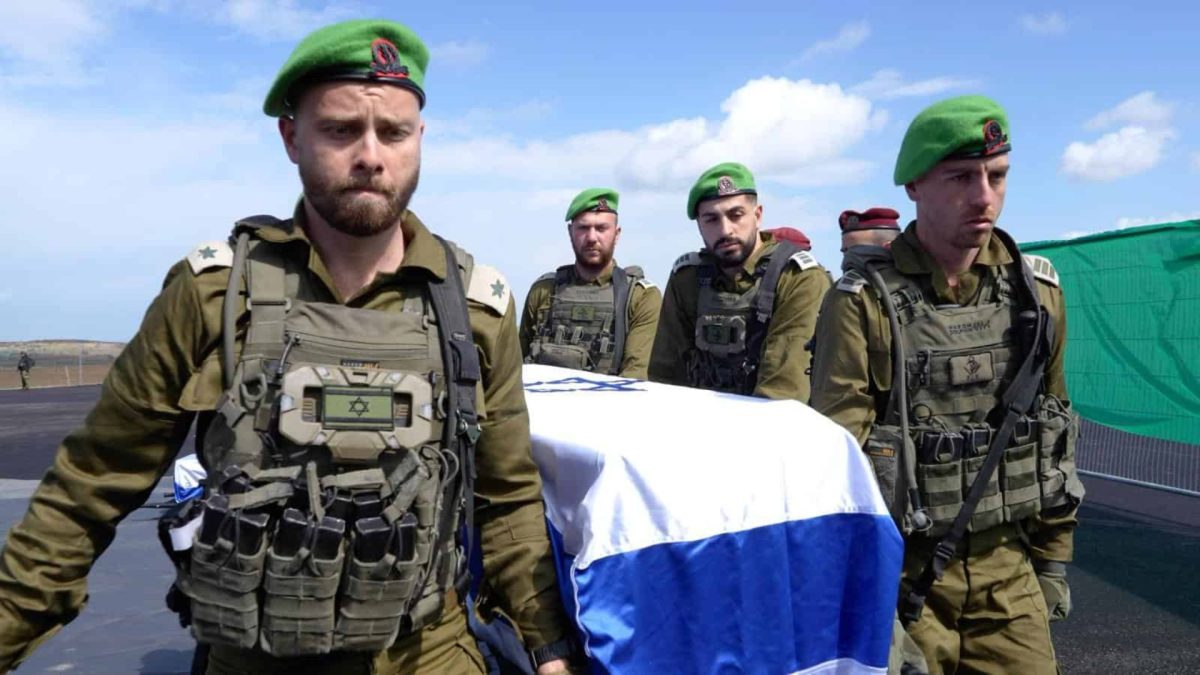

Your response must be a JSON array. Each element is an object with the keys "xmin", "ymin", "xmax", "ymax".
[
  {"xmin": 839, "ymin": 207, "xmax": 900, "ymax": 232},
  {"xmin": 765, "ymin": 227, "xmax": 811, "ymax": 250}
]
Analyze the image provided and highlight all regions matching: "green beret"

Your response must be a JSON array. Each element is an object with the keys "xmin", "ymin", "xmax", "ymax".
[
  {"xmin": 687, "ymin": 162, "xmax": 757, "ymax": 219},
  {"xmin": 264, "ymin": 19, "xmax": 430, "ymax": 117},
  {"xmin": 893, "ymin": 95, "xmax": 1011, "ymax": 185},
  {"xmin": 566, "ymin": 188, "xmax": 619, "ymax": 221}
]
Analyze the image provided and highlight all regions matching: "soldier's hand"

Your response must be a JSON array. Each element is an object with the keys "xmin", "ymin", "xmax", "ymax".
[
  {"xmin": 1034, "ymin": 559, "xmax": 1071, "ymax": 621},
  {"xmin": 535, "ymin": 658, "xmax": 573, "ymax": 674}
]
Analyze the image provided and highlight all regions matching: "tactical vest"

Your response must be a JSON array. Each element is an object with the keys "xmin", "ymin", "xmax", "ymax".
[
  {"xmin": 177, "ymin": 217, "xmax": 482, "ymax": 656},
  {"xmin": 841, "ymin": 240, "xmax": 1084, "ymax": 538},
  {"xmin": 526, "ymin": 265, "xmax": 642, "ymax": 375},
  {"xmin": 682, "ymin": 241, "xmax": 814, "ymax": 395}
]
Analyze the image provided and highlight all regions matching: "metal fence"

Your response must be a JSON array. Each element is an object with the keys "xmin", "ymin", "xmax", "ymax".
[{"xmin": 1078, "ymin": 419, "xmax": 1200, "ymax": 497}]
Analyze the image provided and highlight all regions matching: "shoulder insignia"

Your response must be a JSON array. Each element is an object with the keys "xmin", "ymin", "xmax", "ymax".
[
  {"xmin": 635, "ymin": 278, "xmax": 657, "ymax": 290},
  {"xmin": 672, "ymin": 251, "xmax": 703, "ymax": 273},
  {"xmin": 836, "ymin": 269, "xmax": 868, "ymax": 294},
  {"xmin": 466, "ymin": 263, "xmax": 511, "ymax": 315},
  {"xmin": 186, "ymin": 240, "xmax": 233, "ymax": 275},
  {"xmin": 1023, "ymin": 254, "xmax": 1060, "ymax": 288},
  {"xmin": 787, "ymin": 249, "xmax": 820, "ymax": 271}
]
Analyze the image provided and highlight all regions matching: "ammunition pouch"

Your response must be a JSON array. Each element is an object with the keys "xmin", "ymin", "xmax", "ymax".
[
  {"xmin": 862, "ymin": 424, "xmax": 912, "ymax": 530},
  {"xmin": 1036, "ymin": 395, "xmax": 1086, "ymax": 510},
  {"xmin": 528, "ymin": 342, "xmax": 592, "ymax": 371}
]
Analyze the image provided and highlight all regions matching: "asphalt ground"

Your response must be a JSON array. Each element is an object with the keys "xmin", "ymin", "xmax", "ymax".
[{"xmin": 1, "ymin": 386, "xmax": 1198, "ymax": 674}]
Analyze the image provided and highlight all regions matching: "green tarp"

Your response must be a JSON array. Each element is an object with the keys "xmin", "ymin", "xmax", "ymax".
[{"xmin": 1023, "ymin": 220, "xmax": 1200, "ymax": 445}]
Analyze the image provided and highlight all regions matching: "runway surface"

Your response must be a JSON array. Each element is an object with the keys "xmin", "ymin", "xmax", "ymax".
[{"xmin": 1, "ymin": 385, "xmax": 1197, "ymax": 674}]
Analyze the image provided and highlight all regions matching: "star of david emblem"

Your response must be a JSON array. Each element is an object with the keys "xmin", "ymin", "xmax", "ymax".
[
  {"xmin": 348, "ymin": 396, "xmax": 371, "ymax": 417},
  {"xmin": 490, "ymin": 279, "xmax": 506, "ymax": 298},
  {"xmin": 198, "ymin": 246, "xmax": 217, "ymax": 260}
]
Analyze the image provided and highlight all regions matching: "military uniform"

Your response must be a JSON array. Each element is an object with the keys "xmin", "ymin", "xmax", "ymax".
[
  {"xmin": 16, "ymin": 353, "xmax": 32, "ymax": 390},
  {"xmin": 520, "ymin": 263, "xmax": 661, "ymax": 378},
  {"xmin": 810, "ymin": 96, "xmax": 1083, "ymax": 675},
  {"xmin": 0, "ymin": 19, "xmax": 573, "ymax": 675},
  {"xmin": 649, "ymin": 230, "xmax": 831, "ymax": 400},
  {"xmin": 0, "ymin": 210, "xmax": 569, "ymax": 672}
]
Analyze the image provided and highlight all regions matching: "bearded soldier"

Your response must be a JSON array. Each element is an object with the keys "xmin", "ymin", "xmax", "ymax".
[
  {"xmin": 0, "ymin": 19, "xmax": 578, "ymax": 674},
  {"xmin": 810, "ymin": 95, "xmax": 1084, "ymax": 674},
  {"xmin": 649, "ymin": 162, "xmax": 831, "ymax": 400},
  {"xmin": 520, "ymin": 188, "xmax": 662, "ymax": 378}
]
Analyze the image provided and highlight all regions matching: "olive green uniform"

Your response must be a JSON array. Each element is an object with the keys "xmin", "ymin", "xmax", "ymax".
[
  {"xmin": 810, "ymin": 224, "xmax": 1078, "ymax": 675},
  {"xmin": 519, "ymin": 263, "xmax": 662, "ymax": 379},
  {"xmin": 0, "ymin": 208, "xmax": 571, "ymax": 673},
  {"xmin": 649, "ymin": 231, "xmax": 832, "ymax": 401}
]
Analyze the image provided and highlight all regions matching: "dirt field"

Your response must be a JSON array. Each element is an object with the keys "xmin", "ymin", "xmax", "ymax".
[{"xmin": 0, "ymin": 363, "xmax": 113, "ymax": 390}]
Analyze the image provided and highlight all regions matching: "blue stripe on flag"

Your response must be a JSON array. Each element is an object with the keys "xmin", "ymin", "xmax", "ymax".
[{"xmin": 553, "ymin": 513, "xmax": 900, "ymax": 675}]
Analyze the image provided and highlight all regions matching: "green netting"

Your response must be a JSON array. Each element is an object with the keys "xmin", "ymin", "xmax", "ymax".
[{"xmin": 1023, "ymin": 220, "xmax": 1200, "ymax": 445}]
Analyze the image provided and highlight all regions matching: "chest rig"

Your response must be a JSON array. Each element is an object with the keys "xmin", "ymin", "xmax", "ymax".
[
  {"xmin": 843, "ymin": 235, "xmax": 1083, "ymax": 623},
  {"xmin": 685, "ymin": 241, "xmax": 803, "ymax": 395},
  {"xmin": 179, "ymin": 217, "xmax": 482, "ymax": 657},
  {"xmin": 526, "ymin": 265, "xmax": 639, "ymax": 375}
]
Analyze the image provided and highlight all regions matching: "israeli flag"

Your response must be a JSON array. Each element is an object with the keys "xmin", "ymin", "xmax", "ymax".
[
  {"xmin": 172, "ymin": 453, "xmax": 206, "ymax": 503},
  {"xmin": 523, "ymin": 365, "xmax": 903, "ymax": 675}
]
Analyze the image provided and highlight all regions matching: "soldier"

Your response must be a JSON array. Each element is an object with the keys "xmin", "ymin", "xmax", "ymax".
[
  {"xmin": 810, "ymin": 95, "xmax": 1084, "ymax": 674},
  {"xmin": 520, "ymin": 188, "xmax": 662, "ymax": 378},
  {"xmin": 649, "ymin": 162, "xmax": 831, "ymax": 400},
  {"xmin": 15, "ymin": 352, "xmax": 33, "ymax": 390},
  {"xmin": 0, "ymin": 20, "xmax": 577, "ymax": 675},
  {"xmin": 839, "ymin": 207, "xmax": 901, "ymax": 253}
]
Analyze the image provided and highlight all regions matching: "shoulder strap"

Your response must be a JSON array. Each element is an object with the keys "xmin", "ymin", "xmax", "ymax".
[
  {"xmin": 740, "ymin": 240, "xmax": 800, "ymax": 393},
  {"xmin": 428, "ymin": 235, "xmax": 483, "ymax": 597},
  {"xmin": 608, "ymin": 266, "xmax": 632, "ymax": 376}
]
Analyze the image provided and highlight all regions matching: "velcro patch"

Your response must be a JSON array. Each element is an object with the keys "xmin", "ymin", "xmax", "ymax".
[
  {"xmin": 467, "ymin": 263, "xmax": 511, "ymax": 315},
  {"xmin": 1023, "ymin": 254, "xmax": 1059, "ymax": 287},
  {"xmin": 788, "ymin": 250, "xmax": 819, "ymax": 271},
  {"xmin": 672, "ymin": 251, "xmax": 702, "ymax": 273},
  {"xmin": 186, "ymin": 240, "xmax": 233, "ymax": 275},
  {"xmin": 948, "ymin": 352, "xmax": 995, "ymax": 386},
  {"xmin": 836, "ymin": 270, "xmax": 868, "ymax": 294}
]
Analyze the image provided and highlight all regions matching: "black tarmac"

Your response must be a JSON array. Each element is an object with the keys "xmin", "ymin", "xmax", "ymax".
[{"xmin": 1, "ymin": 386, "xmax": 1197, "ymax": 674}]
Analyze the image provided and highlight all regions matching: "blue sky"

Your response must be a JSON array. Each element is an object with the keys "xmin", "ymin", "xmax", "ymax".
[{"xmin": 2, "ymin": 0, "xmax": 1198, "ymax": 341}]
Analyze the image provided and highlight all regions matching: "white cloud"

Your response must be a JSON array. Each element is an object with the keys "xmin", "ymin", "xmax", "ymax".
[
  {"xmin": 1063, "ymin": 92, "xmax": 1176, "ymax": 181},
  {"xmin": 430, "ymin": 40, "xmax": 490, "ymax": 70},
  {"xmin": 213, "ymin": 0, "xmax": 358, "ymax": 41},
  {"xmin": 850, "ymin": 69, "xmax": 981, "ymax": 100},
  {"xmin": 1114, "ymin": 212, "xmax": 1200, "ymax": 229},
  {"xmin": 1061, "ymin": 126, "xmax": 1175, "ymax": 181},
  {"xmin": 1020, "ymin": 12, "xmax": 1068, "ymax": 35},
  {"xmin": 1190, "ymin": 152, "xmax": 1200, "ymax": 171},
  {"xmin": 1059, "ymin": 230, "xmax": 1094, "ymax": 239},
  {"xmin": 0, "ymin": 0, "xmax": 105, "ymax": 64},
  {"xmin": 797, "ymin": 21, "xmax": 869, "ymax": 62},
  {"xmin": 1085, "ymin": 91, "xmax": 1173, "ymax": 131},
  {"xmin": 426, "ymin": 77, "xmax": 886, "ymax": 191}
]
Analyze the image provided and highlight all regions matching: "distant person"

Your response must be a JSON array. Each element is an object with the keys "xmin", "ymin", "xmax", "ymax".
[
  {"xmin": 649, "ymin": 162, "xmax": 832, "ymax": 400},
  {"xmin": 520, "ymin": 188, "xmax": 662, "ymax": 378},
  {"xmin": 16, "ymin": 352, "xmax": 33, "ymax": 390},
  {"xmin": 839, "ymin": 207, "xmax": 902, "ymax": 254}
]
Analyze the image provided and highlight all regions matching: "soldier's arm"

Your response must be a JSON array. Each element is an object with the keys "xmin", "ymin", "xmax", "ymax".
[
  {"xmin": 1027, "ymin": 281, "xmax": 1077, "ymax": 562},
  {"xmin": 0, "ymin": 261, "xmax": 220, "ymax": 669},
  {"xmin": 809, "ymin": 281, "xmax": 880, "ymax": 446},
  {"xmin": 618, "ymin": 281, "xmax": 662, "ymax": 379},
  {"xmin": 753, "ymin": 267, "xmax": 832, "ymax": 402},
  {"xmin": 647, "ymin": 270, "xmax": 692, "ymax": 386},
  {"xmin": 469, "ymin": 289, "xmax": 571, "ymax": 651}
]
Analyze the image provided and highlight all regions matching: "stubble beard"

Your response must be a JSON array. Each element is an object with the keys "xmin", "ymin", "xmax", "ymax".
[
  {"xmin": 711, "ymin": 232, "xmax": 756, "ymax": 269},
  {"xmin": 301, "ymin": 164, "xmax": 420, "ymax": 238},
  {"xmin": 574, "ymin": 245, "xmax": 614, "ymax": 277}
]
